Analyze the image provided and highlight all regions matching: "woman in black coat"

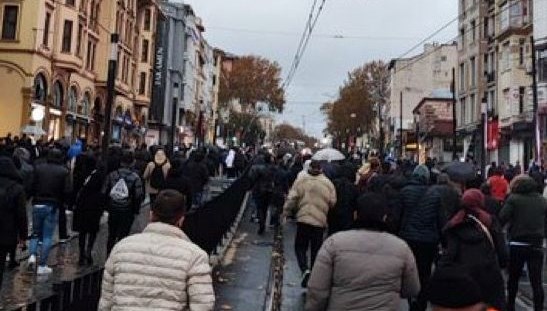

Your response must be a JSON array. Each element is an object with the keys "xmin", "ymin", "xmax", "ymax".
[
  {"xmin": 72, "ymin": 154, "xmax": 105, "ymax": 265},
  {"xmin": 439, "ymin": 189, "xmax": 507, "ymax": 311}
]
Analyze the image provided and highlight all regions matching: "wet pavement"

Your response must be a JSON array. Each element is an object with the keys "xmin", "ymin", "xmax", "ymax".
[
  {"xmin": 213, "ymin": 207, "xmax": 275, "ymax": 311},
  {"xmin": 0, "ymin": 203, "xmax": 150, "ymax": 310}
]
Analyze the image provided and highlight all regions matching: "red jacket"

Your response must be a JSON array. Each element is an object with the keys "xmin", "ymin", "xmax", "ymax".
[{"xmin": 488, "ymin": 175, "xmax": 509, "ymax": 202}]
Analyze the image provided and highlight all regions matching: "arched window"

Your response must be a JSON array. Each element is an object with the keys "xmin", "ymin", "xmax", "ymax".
[
  {"xmin": 68, "ymin": 86, "xmax": 78, "ymax": 112},
  {"xmin": 33, "ymin": 74, "xmax": 48, "ymax": 102},
  {"xmin": 81, "ymin": 92, "xmax": 91, "ymax": 115},
  {"xmin": 52, "ymin": 81, "xmax": 64, "ymax": 108}
]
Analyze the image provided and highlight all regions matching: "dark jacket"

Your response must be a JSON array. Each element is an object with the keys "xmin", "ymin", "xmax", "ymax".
[
  {"xmin": 399, "ymin": 175, "xmax": 443, "ymax": 244},
  {"xmin": 32, "ymin": 159, "xmax": 70, "ymax": 207},
  {"xmin": 328, "ymin": 177, "xmax": 359, "ymax": 235},
  {"xmin": 73, "ymin": 166, "xmax": 106, "ymax": 233},
  {"xmin": 182, "ymin": 159, "xmax": 209, "ymax": 194},
  {"xmin": 102, "ymin": 167, "xmax": 144, "ymax": 213},
  {"xmin": 163, "ymin": 174, "xmax": 193, "ymax": 211},
  {"xmin": 0, "ymin": 156, "xmax": 28, "ymax": 246},
  {"xmin": 440, "ymin": 217, "xmax": 507, "ymax": 310},
  {"xmin": 500, "ymin": 177, "xmax": 547, "ymax": 246}
]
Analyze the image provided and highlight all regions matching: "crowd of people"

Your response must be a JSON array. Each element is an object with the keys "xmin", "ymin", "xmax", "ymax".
[
  {"xmin": 0, "ymin": 133, "xmax": 254, "ymax": 289},
  {"xmin": 2, "ymin": 130, "xmax": 547, "ymax": 311}
]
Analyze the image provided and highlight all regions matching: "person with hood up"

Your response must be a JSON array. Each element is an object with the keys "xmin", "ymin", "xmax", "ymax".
[
  {"xmin": 12, "ymin": 147, "xmax": 33, "ymax": 195},
  {"xmin": 439, "ymin": 189, "xmax": 507, "ymax": 310},
  {"xmin": 305, "ymin": 193, "xmax": 420, "ymax": 311},
  {"xmin": 162, "ymin": 157, "xmax": 193, "ymax": 212},
  {"xmin": 0, "ymin": 156, "xmax": 27, "ymax": 288},
  {"xmin": 398, "ymin": 164, "xmax": 439, "ymax": 311},
  {"xmin": 327, "ymin": 162, "xmax": 359, "ymax": 235},
  {"xmin": 500, "ymin": 175, "xmax": 547, "ymax": 311},
  {"xmin": 143, "ymin": 148, "xmax": 170, "ymax": 205},
  {"xmin": 487, "ymin": 167, "xmax": 509, "ymax": 203},
  {"xmin": 283, "ymin": 160, "xmax": 336, "ymax": 288},
  {"xmin": 73, "ymin": 153, "xmax": 106, "ymax": 265},
  {"xmin": 181, "ymin": 150, "xmax": 209, "ymax": 206},
  {"xmin": 28, "ymin": 148, "xmax": 71, "ymax": 274}
]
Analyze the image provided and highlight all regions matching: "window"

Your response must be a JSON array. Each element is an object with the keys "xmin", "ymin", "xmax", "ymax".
[
  {"xmin": 66, "ymin": 0, "xmax": 75, "ymax": 6},
  {"xmin": 519, "ymin": 39, "xmax": 525, "ymax": 65},
  {"xmin": 43, "ymin": 12, "xmax": 51, "ymax": 46},
  {"xmin": 81, "ymin": 93, "xmax": 90, "ymax": 115},
  {"xmin": 459, "ymin": 63, "xmax": 465, "ymax": 90},
  {"xmin": 144, "ymin": 9, "xmax": 151, "ymax": 31},
  {"xmin": 440, "ymin": 55, "xmax": 447, "ymax": 62},
  {"xmin": 86, "ymin": 41, "xmax": 92, "ymax": 69},
  {"xmin": 461, "ymin": 97, "xmax": 467, "ymax": 124},
  {"xmin": 470, "ymin": 57, "xmax": 476, "ymax": 87},
  {"xmin": 53, "ymin": 82, "xmax": 64, "ymax": 108},
  {"xmin": 502, "ymin": 41, "xmax": 510, "ymax": 71},
  {"xmin": 470, "ymin": 94, "xmax": 476, "ymax": 122},
  {"xmin": 76, "ymin": 24, "xmax": 83, "ymax": 56},
  {"xmin": 68, "ymin": 86, "xmax": 78, "ymax": 113},
  {"xmin": 489, "ymin": 90, "xmax": 497, "ymax": 115},
  {"xmin": 519, "ymin": 86, "xmax": 524, "ymax": 114},
  {"xmin": 33, "ymin": 74, "xmax": 48, "ymax": 102},
  {"xmin": 470, "ymin": 20, "xmax": 476, "ymax": 42},
  {"xmin": 2, "ymin": 5, "xmax": 19, "ymax": 40},
  {"xmin": 141, "ymin": 39, "xmax": 149, "ymax": 62},
  {"xmin": 62, "ymin": 20, "xmax": 73, "ymax": 53},
  {"xmin": 539, "ymin": 49, "xmax": 547, "ymax": 82},
  {"xmin": 91, "ymin": 42, "xmax": 96, "ymax": 70},
  {"xmin": 139, "ymin": 72, "xmax": 146, "ymax": 95}
]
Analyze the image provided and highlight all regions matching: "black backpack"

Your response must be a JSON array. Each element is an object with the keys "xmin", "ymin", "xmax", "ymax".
[{"xmin": 150, "ymin": 162, "xmax": 166, "ymax": 189}]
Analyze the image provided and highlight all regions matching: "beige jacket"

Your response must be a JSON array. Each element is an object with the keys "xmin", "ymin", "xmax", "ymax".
[
  {"xmin": 143, "ymin": 160, "xmax": 171, "ymax": 194},
  {"xmin": 283, "ymin": 173, "xmax": 336, "ymax": 228},
  {"xmin": 306, "ymin": 230, "xmax": 420, "ymax": 311},
  {"xmin": 98, "ymin": 222, "xmax": 215, "ymax": 311}
]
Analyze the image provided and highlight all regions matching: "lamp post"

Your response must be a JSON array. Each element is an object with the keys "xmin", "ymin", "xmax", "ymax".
[
  {"xmin": 481, "ymin": 99, "xmax": 488, "ymax": 179},
  {"xmin": 170, "ymin": 82, "xmax": 179, "ymax": 154},
  {"xmin": 101, "ymin": 33, "xmax": 119, "ymax": 160}
]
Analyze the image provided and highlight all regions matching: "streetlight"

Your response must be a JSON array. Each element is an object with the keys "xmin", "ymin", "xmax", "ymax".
[
  {"xmin": 31, "ymin": 106, "xmax": 45, "ymax": 122},
  {"xmin": 101, "ymin": 33, "xmax": 119, "ymax": 160},
  {"xmin": 481, "ymin": 98, "xmax": 488, "ymax": 178}
]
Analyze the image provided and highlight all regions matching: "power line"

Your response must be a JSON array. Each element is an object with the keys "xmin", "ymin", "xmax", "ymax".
[{"xmin": 283, "ymin": 0, "xmax": 328, "ymax": 90}]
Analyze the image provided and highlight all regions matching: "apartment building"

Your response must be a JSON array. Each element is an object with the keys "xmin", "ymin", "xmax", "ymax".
[
  {"xmin": 534, "ymin": 0, "xmax": 547, "ymax": 157},
  {"xmin": 0, "ymin": 0, "xmax": 159, "ymax": 146},
  {"xmin": 387, "ymin": 43, "xmax": 457, "ymax": 157}
]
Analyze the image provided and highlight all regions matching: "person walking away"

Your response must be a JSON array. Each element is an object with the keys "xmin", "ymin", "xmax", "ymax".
[
  {"xmin": 28, "ymin": 148, "xmax": 70, "ymax": 274},
  {"xmin": 0, "ymin": 157, "xmax": 27, "ymax": 288},
  {"xmin": 143, "ymin": 148, "xmax": 170, "ymax": 205},
  {"xmin": 487, "ymin": 168, "xmax": 509, "ymax": 204},
  {"xmin": 249, "ymin": 153, "xmax": 275, "ymax": 234},
  {"xmin": 270, "ymin": 156, "xmax": 290, "ymax": 228},
  {"xmin": 98, "ymin": 190, "xmax": 215, "ymax": 310},
  {"xmin": 102, "ymin": 150, "xmax": 144, "ymax": 255},
  {"xmin": 234, "ymin": 148, "xmax": 246, "ymax": 177},
  {"xmin": 327, "ymin": 162, "xmax": 359, "ymax": 235},
  {"xmin": 283, "ymin": 160, "xmax": 336, "ymax": 287},
  {"xmin": 305, "ymin": 193, "xmax": 420, "ymax": 311},
  {"xmin": 162, "ymin": 157, "xmax": 193, "ymax": 212},
  {"xmin": 181, "ymin": 150, "xmax": 209, "ymax": 206},
  {"xmin": 73, "ymin": 154, "xmax": 106, "ymax": 265},
  {"xmin": 439, "ymin": 189, "xmax": 507, "ymax": 310},
  {"xmin": 499, "ymin": 175, "xmax": 547, "ymax": 311},
  {"xmin": 225, "ymin": 148, "xmax": 236, "ymax": 178},
  {"xmin": 398, "ymin": 164, "xmax": 439, "ymax": 311}
]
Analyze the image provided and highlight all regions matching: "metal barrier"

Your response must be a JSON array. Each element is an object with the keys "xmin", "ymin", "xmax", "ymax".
[
  {"xmin": 7, "ymin": 268, "xmax": 104, "ymax": 311},
  {"xmin": 263, "ymin": 225, "xmax": 285, "ymax": 311}
]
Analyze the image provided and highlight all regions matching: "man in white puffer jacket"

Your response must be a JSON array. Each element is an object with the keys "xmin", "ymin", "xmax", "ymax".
[{"xmin": 99, "ymin": 190, "xmax": 215, "ymax": 311}]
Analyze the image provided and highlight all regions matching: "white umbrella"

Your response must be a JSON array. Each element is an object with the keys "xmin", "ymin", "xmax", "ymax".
[
  {"xmin": 312, "ymin": 148, "xmax": 345, "ymax": 162},
  {"xmin": 21, "ymin": 125, "xmax": 46, "ymax": 136}
]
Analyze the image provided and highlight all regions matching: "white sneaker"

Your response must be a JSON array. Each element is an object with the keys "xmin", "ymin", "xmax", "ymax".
[
  {"xmin": 37, "ymin": 265, "xmax": 52, "ymax": 275},
  {"xmin": 27, "ymin": 255, "xmax": 36, "ymax": 272}
]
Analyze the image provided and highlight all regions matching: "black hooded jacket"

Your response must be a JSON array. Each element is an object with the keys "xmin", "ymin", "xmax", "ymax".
[
  {"xmin": 0, "ymin": 156, "xmax": 28, "ymax": 246},
  {"xmin": 32, "ymin": 149, "xmax": 71, "ymax": 207}
]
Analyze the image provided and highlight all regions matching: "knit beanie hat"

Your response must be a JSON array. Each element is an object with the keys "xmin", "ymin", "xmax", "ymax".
[{"xmin": 427, "ymin": 266, "xmax": 483, "ymax": 308}]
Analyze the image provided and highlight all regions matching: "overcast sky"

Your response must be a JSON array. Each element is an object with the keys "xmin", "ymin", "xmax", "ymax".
[{"xmin": 180, "ymin": 0, "xmax": 458, "ymax": 137}]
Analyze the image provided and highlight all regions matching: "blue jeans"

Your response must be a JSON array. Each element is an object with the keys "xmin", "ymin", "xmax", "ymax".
[{"xmin": 29, "ymin": 205, "xmax": 58, "ymax": 266}]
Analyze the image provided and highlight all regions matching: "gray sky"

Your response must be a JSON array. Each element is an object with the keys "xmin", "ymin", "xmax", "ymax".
[{"xmin": 181, "ymin": 0, "xmax": 458, "ymax": 137}]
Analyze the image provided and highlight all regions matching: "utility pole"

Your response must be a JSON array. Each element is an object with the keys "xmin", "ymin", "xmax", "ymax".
[
  {"xmin": 451, "ymin": 68, "xmax": 458, "ymax": 160},
  {"xmin": 531, "ymin": 36, "xmax": 540, "ymax": 162},
  {"xmin": 101, "ymin": 33, "xmax": 119, "ymax": 160},
  {"xmin": 170, "ymin": 82, "xmax": 179, "ymax": 155},
  {"xmin": 400, "ymin": 91, "xmax": 403, "ymax": 158},
  {"xmin": 481, "ymin": 98, "xmax": 488, "ymax": 179}
]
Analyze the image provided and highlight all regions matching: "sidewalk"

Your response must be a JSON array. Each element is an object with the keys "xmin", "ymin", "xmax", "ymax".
[{"xmin": 213, "ymin": 208, "xmax": 275, "ymax": 311}]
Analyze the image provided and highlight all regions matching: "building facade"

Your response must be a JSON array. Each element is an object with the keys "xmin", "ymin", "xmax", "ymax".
[
  {"xmin": 534, "ymin": 0, "xmax": 547, "ymax": 158},
  {"xmin": 0, "ymin": 0, "xmax": 159, "ymax": 147},
  {"xmin": 387, "ymin": 43, "xmax": 457, "ymax": 157}
]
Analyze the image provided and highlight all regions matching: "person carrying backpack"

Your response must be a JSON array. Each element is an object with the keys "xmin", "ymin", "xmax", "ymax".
[
  {"xmin": 102, "ymin": 150, "xmax": 144, "ymax": 255},
  {"xmin": 143, "ymin": 148, "xmax": 170, "ymax": 205}
]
